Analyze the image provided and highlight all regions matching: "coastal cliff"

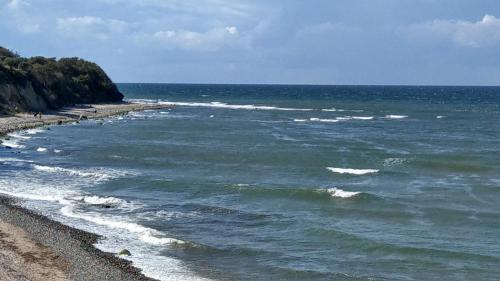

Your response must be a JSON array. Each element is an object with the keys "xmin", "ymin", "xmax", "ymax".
[{"xmin": 0, "ymin": 47, "xmax": 123, "ymax": 116}]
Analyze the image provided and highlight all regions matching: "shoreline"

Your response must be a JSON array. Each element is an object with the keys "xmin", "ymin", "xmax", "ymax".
[
  {"xmin": 0, "ymin": 102, "xmax": 173, "ymax": 137},
  {"xmin": 0, "ymin": 196, "xmax": 156, "ymax": 281},
  {"xmin": 0, "ymin": 102, "xmax": 173, "ymax": 280}
]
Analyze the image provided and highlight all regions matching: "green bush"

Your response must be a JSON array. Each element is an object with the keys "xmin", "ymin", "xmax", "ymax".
[{"xmin": 0, "ymin": 46, "xmax": 123, "ymax": 115}]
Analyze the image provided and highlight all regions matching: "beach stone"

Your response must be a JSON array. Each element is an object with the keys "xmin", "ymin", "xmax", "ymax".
[{"xmin": 117, "ymin": 249, "xmax": 131, "ymax": 256}]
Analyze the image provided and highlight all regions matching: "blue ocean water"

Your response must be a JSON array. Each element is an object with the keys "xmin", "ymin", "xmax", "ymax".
[{"xmin": 1, "ymin": 84, "xmax": 500, "ymax": 280}]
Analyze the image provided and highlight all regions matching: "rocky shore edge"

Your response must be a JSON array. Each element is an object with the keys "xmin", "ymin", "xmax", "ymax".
[
  {"xmin": 0, "ymin": 102, "xmax": 173, "ymax": 280},
  {"xmin": 0, "ymin": 195, "xmax": 157, "ymax": 281},
  {"xmin": 0, "ymin": 101, "xmax": 173, "ymax": 137}
]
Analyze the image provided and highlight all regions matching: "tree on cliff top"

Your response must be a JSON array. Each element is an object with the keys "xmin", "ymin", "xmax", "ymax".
[{"xmin": 0, "ymin": 46, "xmax": 123, "ymax": 115}]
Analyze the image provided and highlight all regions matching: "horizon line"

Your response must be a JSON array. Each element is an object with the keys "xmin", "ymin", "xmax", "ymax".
[{"xmin": 115, "ymin": 82, "xmax": 500, "ymax": 87}]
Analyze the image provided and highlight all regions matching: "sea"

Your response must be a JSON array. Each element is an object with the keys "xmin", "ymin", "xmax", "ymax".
[{"xmin": 1, "ymin": 84, "xmax": 500, "ymax": 281}]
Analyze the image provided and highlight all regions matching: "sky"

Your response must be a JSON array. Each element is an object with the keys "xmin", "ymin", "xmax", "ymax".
[{"xmin": 1, "ymin": 0, "xmax": 500, "ymax": 85}]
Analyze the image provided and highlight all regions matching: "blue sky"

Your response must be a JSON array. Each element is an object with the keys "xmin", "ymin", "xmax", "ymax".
[{"xmin": 1, "ymin": 0, "xmax": 500, "ymax": 85}]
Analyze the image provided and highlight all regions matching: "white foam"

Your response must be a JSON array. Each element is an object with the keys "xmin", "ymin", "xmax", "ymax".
[
  {"xmin": 310, "ymin": 118, "xmax": 339, "ymax": 123},
  {"xmin": 325, "ymin": 188, "xmax": 361, "ymax": 198},
  {"xmin": 0, "ymin": 157, "xmax": 33, "ymax": 163},
  {"xmin": 32, "ymin": 165, "xmax": 113, "ymax": 181},
  {"xmin": 352, "ymin": 116, "xmax": 374, "ymax": 120},
  {"xmin": 36, "ymin": 147, "xmax": 48, "ymax": 152},
  {"xmin": 383, "ymin": 158, "xmax": 406, "ymax": 167},
  {"xmin": 0, "ymin": 190, "xmax": 66, "ymax": 202},
  {"xmin": 0, "ymin": 173, "xmax": 205, "ymax": 281},
  {"xmin": 8, "ymin": 132, "xmax": 31, "ymax": 140},
  {"xmin": 25, "ymin": 128, "xmax": 45, "ymax": 135},
  {"xmin": 140, "ymin": 233, "xmax": 185, "ymax": 245},
  {"xmin": 293, "ymin": 118, "xmax": 308, "ymax": 122},
  {"xmin": 326, "ymin": 167, "xmax": 379, "ymax": 175},
  {"xmin": 1, "ymin": 139, "xmax": 25, "ymax": 149},
  {"xmin": 60, "ymin": 205, "xmax": 184, "ymax": 246},
  {"xmin": 385, "ymin": 115, "xmax": 408, "ymax": 119},
  {"xmin": 127, "ymin": 98, "xmax": 158, "ymax": 104},
  {"xmin": 322, "ymin": 108, "xmax": 337, "ymax": 112},
  {"xmin": 158, "ymin": 101, "xmax": 314, "ymax": 111},
  {"xmin": 73, "ymin": 195, "xmax": 127, "ymax": 206},
  {"xmin": 336, "ymin": 117, "xmax": 352, "ymax": 121},
  {"xmin": 54, "ymin": 149, "xmax": 62, "ymax": 153},
  {"xmin": 436, "ymin": 115, "xmax": 445, "ymax": 119}
]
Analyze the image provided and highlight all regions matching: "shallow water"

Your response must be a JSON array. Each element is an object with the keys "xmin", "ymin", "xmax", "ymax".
[{"xmin": 1, "ymin": 84, "xmax": 500, "ymax": 280}]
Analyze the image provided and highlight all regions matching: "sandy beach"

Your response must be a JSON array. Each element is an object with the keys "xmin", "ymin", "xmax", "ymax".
[{"xmin": 0, "ymin": 102, "xmax": 172, "ymax": 281}]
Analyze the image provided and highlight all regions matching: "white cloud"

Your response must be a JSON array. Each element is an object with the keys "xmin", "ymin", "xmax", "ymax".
[
  {"xmin": 3, "ymin": 0, "xmax": 40, "ymax": 33},
  {"xmin": 57, "ymin": 16, "xmax": 127, "ymax": 40},
  {"xmin": 152, "ymin": 26, "xmax": 239, "ymax": 50},
  {"xmin": 404, "ymin": 14, "xmax": 500, "ymax": 47}
]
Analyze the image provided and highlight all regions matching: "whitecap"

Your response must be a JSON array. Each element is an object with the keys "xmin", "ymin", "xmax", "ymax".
[
  {"xmin": 310, "ymin": 118, "xmax": 339, "ymax": 123},
  {"xmin": 54, "ymin": 149, "xmax": 62, "ymax": 153},
  {"xmin": 325, "ymin": 188, "xmax": 361, "ymax": 198},
  {"xmin": 7, "ymin": 132, "xmax": 31, "ymax": 140},
  {"xmin": 322, "ymin": 108, "xmax": 337, "ymax": 112},
  {"xmin": 36, "ymin": 147, "xmax": 48, "ymax": 152},
  {"xmin": 293, "ymin": 118, "xmax": 308, "ymax": 122},
  {"xmin": 1, "ymin": 139, "xmax": 25, "ymax": 149},
  {"xmin": 436, "ymin": 115, "xmax": 445, "ymax": 119},
  {"xmin": 72, "ymin": 195, "xmax": 127, "ymax": 206},
  {"xmin": 352, "ymin": 116, "xmax": 374, "ymax": 120},
  {"xmin": 25, "ymin": 128, "xmax": 45, "ymax": 135},
  {"xmin": 385, "ymin": 115, "xmax": 408, "ymax": 119},
  {"xmin": 336, "ymin": 117, "xmax": 352, "ymax": 121},
  {"xmin": 326, "ymin": 167, "xmax": 379, "ymax": 175},
  {"xmin": 126, "ymin": 98, "xmax": 158, "ymax": 104},
  {"xmin": 158, "ymin": 101, "xmax": 314, "ymax": 111},
  {"xmin": 32, "ymin": 164, "xmax": 112, "ymax": 181}
]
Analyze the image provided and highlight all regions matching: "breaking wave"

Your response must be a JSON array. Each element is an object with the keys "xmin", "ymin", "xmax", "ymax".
[
  {"xmin": 158, "ymin": 101, "xmax": 314, "ymax": 111},
  {"xmin": 385, "ymin": 115, "xmax": 408, "ymax": 119},
  {"xmin": 325, "ymin": 188, "xmax": 362, "ymax": 198},
  {"xmin": 326, "ymin": 167, "xmax": 379, "ymax": 175},
  {"xmin": 32, "ymin": 164, "xmax": 115, "ymax": 181}
]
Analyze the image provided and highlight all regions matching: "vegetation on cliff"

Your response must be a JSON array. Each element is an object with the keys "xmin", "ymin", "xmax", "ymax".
[{"xmin": 0, "ymin": 47, "xmax": 123, "ymax": 115}]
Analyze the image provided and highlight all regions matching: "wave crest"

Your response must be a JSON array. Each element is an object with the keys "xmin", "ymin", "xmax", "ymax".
[
  {"xmin": 326, "ymin": 167, "xmax": 379, "ymax": 175},
  {"xmin": 32, "ymin": 164, "xmax": 112, "ymax": 181},
  {"xmin": 158, "ymin": 101, "xmax": 314, "ymax": 111},
  {"xmin": 385, "ymin": 115, "xmax": 408, "ymax": 119},
  {"xmin": 324, "ymin": 188, "xmax": 362, "ymax": 198}
]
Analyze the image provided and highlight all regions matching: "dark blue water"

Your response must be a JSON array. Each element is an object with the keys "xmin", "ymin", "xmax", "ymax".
[{"xmin": 1, "ymin": 84, "xmax": 500, "ymax": 280}]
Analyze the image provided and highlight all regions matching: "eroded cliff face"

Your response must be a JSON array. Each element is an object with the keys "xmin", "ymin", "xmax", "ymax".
[
  {"xmin": 0, "ymin": 83, "xmax": 49, "ymax": 114},
  {"xmin": 0, "ymin": 47, "xmax": 123, "ymax": 116}
]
